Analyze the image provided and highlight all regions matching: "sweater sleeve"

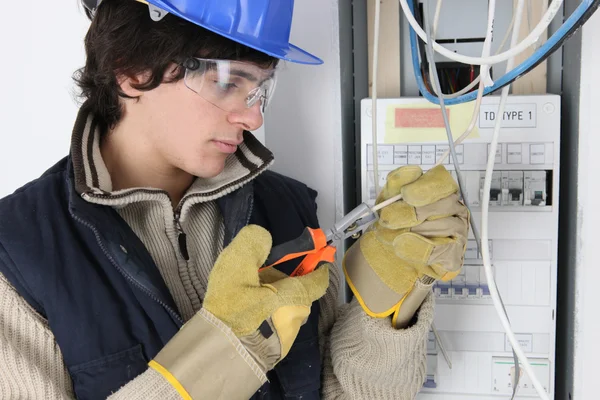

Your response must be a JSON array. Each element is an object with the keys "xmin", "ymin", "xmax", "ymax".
[
  {"xmin": 318, "ymin": 265, "xmax": 434, "ymax": 399},
  {"xmin": 0, "ymin": 272, "xmax": 182, "ymax": 400}
]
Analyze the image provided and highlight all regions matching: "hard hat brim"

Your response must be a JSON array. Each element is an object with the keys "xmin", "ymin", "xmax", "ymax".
[{"xmin": 153, "ymin": 1, "xmax": 324, "ymax": 65}]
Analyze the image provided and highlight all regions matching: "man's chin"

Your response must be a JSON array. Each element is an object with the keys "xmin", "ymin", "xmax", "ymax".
[{"xmin": 189, "ymin": 163, "xmax": 226, "ymax": 179}]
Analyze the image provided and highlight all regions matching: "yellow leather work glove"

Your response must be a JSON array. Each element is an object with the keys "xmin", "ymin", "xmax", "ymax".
[
  {"xmin": 343, "ymin": 165, "xmax": 469, "ymax": 328},
  {"xmin": 149, "ymin": 225, "xmax": 329, "ymax": 400},
  {"xmin": 202, "ymin": 224, "xmax": 330, "ymax": 364}
]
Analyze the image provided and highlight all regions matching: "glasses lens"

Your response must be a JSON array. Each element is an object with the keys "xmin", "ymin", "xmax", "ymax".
[{"xmin": 183, "ymin": 58, "xmax": 278, "ymax": 113}]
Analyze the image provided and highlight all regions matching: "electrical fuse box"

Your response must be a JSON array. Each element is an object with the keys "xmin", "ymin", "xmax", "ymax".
[{"xmin": 361, "ymin": 96, "xmax": 560, "ymax": 399}]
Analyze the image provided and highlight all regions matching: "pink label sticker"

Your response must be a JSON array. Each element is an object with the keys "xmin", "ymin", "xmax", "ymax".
[{"xmin": 395, "ymin": 108, "xmax": 448, "ymax": 128}]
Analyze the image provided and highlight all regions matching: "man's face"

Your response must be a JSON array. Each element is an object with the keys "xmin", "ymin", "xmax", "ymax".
[{"xmin": 130, "ymin": 61, "xmax": 268, "ymax": 179}]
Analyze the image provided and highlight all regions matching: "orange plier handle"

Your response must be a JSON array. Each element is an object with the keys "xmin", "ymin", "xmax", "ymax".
[{"xmin": 260, "ymin": 227, "xmax": 336, "ymax": 277}]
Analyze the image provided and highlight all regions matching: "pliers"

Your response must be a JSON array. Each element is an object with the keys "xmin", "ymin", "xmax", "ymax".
[{"xmin": 260, "ymin": 202, "xmax": 379, "ymax": 277}]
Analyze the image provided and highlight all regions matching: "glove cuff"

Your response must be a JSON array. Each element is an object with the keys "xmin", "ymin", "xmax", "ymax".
[
  {"xmin": 392, "ymin": 277, "xmax": 435, "ymax": 329},
  {"xmin": 344, "ymin": 239, "xmax": 434, "ymax": 327},
  {"xmin": 343, "ymin": 240, "xmax": 408, "ymax": 318},
  {"xmin": 151, "ymin": 308, "xmax": 267, "ymax": 399}
]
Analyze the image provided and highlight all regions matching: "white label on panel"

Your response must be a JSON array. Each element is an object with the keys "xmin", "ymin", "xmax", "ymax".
[
  {"xmin": 504, "ymin": 334, "xmax": 533, "ymax": 352},
  {"xmin": 366, "ymin": 144, "xmax": 394, "ymax": 165},
  {"xmin": 436, "ymin": 145, "xmax": 450, "ymax": 165},
  {"xmin": 507, "ymin": 143, "xmax": 523, "ymax": 164},
  {"xmin": 422, "ymin": 145, "xmax": 436, "ymax": 165},
  {"xmin": 408, "ymin": 145, "xmax": 422, "ymax": 164},
  {"xmin": 394, "ymin": 145, "xmax": 408, "ymax": 165},
  {"xmin": 479, "ymin": 104, "xmax": 537, "ymax": 128},
  {"xmin": 530, "ymin": 144, "xmax": 546, "ymax": 164},
  {"xmin": 487, "ymin": 144, "xmax": 503, "ymax": 164}
]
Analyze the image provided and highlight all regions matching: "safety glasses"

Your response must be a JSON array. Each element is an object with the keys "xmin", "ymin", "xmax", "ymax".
[{"xmin": 182, "ymin": 58, "xmax": 278, "ymax": 113}]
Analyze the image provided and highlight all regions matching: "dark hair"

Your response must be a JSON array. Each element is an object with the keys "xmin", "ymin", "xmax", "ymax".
[{"xmin": 75, "ymin": 0, "xmax": 277, "ymax": 130}]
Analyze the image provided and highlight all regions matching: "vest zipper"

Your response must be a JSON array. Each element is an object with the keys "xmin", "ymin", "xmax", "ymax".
[
  {"xmin": 71, "ymin": 212, "xmax": 184, "ymax": 326},
  {"xmin": 174, "ymin": 212, "xmax": 190, "ymax": 261},
  {"xmin": 246, "ymin": 194, "xmax": 254, "ymax": 226}
]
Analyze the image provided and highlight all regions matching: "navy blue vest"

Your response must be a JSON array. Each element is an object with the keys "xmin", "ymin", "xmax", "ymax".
[{"xmin": 0, "ymin": 157, "xmax": 322, "ymax": 399}]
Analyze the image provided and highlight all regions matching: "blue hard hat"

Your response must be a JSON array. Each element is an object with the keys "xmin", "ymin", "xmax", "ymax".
[{"xmin": 145, "ymin": 0, "xmax": 323, "ymax": 65}]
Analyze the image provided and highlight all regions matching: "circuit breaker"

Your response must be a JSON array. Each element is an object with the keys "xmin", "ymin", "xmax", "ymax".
[{"xmin": 360, "ymin": 95, "xmax": 560, "ymax": 399}]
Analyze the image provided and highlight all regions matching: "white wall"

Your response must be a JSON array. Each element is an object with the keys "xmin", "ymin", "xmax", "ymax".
[
  {"xmin": 573, "ymin": 9, "xmax": 600, "ymax": 400},
  {"xmin": 0, "ymin": 2, "xmax": 89, "ymax": 198},
  {"xmin": 265, "ymin": 0, "xmax": 344, "ymax": 230}
]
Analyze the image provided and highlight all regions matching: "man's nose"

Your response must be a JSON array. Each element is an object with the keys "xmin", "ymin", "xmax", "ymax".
[{"xmin": 228, "ymin": 102, "xmax": 264, "ymax": 132}]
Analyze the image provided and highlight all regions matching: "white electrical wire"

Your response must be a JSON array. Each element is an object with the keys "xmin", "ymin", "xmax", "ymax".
[
  {"xmin": 398, "ymin": 0, "xmax": 563, "ymax": 66},
  {"xmin": 478, "ymin": 3, "xmax": 496, "ymax": 87},
  {"xmin": 375, "ymin": 0, "xmax": 492, "ymax": 371},
  {"xmin": 423, "ymin": 0, "xmax": 494, "ymax": 369},
  {"xmin": 479, "ymin": 82, "xmax": 554, "ymax": 398},
  {"xmin": 527, "ymin": 0, "xmax": 534, "ymax": 46},
  {"xmin": 432, "ymin": 0, "xmax": 443, "ymax": 39},
  {"xmin": 432, "ymin": 321, "xmax": 452, "ymax": 369},
  {"xmin": 429, "ymin": 3, "xmax": 518, "ymax": 99},
  {"xmin": 425, "ymin": 0, "xmax": 488, "ymax": 167},
  {"xmin": 421, "ymin": 3, "xmax": 489, "ymax": 379},
  {"xmin": 435, "ymin": 50, "xmax": 489, "ymax": 163},
  {"xmin": 421, "ymin": 0, "xmax": 489, "ymax": 251},
  {"xmin": 426, "ymin": 1, "xmax": 442, "ymax": 97},
  {"xmin": 537, "ymin": 0, "xmax": 550, "ymax": 52},
  {"xmin": 421, "ymin": 1, "xmax": 552, "ymax": 398},
  {"xmin": 479, "ymin": 1, "xmax": 550, "ymax": 399},
  {"xmin": 416, "ymin": 0, "xmax": 524, "ymax": 166},
  {"xmin": 371, "ymin": 0, "xmax": 382, "ymax": 195},
  {"xmin": 435, "ymin": 0, "xmax": 516, "ymax": 166},
  {"xmin": 434, "ymin": 79, "xmax": 485, "ymax": 165},
  {"xmin": 528, "ymin": 0, "xmax": 550, "ymax": 53}
]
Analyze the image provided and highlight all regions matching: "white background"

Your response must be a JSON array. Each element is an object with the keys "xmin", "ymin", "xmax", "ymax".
[{"xmin": 0, "ymin": 2, "xmax": 89, "ymax": 198}]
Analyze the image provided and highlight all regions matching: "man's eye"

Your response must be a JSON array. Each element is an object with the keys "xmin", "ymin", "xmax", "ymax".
[{"xmin": 214, "ymin": 81, "xmax": 238, "ymax": 91}]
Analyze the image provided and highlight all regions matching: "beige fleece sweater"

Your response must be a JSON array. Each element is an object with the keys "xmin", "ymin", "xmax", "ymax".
[{"xmin": 0, "ymin": 111, "xmax": 434, "ymax": 399}]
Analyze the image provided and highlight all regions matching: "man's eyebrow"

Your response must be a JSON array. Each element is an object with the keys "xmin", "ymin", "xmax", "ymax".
[
  {"xmin": 229, "ymin": 69, "xmax": 259, "ymax": 82},
  {"xmin": 229, "ymin": 69, "xmax": 275, "ymax": 83}
]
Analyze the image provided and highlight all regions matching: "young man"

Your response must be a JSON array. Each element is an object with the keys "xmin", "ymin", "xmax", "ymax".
[{"xmin": 0, "ymin": 1, "xmax": 469, "ymax": 399}]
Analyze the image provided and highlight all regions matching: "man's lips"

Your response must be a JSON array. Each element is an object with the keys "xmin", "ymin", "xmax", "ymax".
[
  {"xmin": 212, "ymin": 139, "xmax": 243, "ymax": 154},
  {"xmin": 214, "ymin": 139, "xmax": 243, "ymax": 146}
]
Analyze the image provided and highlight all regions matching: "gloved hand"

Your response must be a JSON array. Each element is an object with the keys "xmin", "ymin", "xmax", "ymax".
[
  {"xmin": 150, "ymin": 225, "xmax": 329, "ymax": 400},
  {"xmin": 343, "ymin": 165, "xmax": 469, "ymax": 328},
  {"xmin": 203, "ymin": 224, "xmax": 330, "ymax": 368}
]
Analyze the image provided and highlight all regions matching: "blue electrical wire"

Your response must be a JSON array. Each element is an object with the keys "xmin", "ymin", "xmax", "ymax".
[{"xmin": 409, "ymin": 0, "xmax": 598, "ymax": 105}]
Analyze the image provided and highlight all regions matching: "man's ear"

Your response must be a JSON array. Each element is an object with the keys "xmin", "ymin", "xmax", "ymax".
[
  {"xmin": 117, "ymin": 71, "xmax": 151, "ymax": 98},
  {"xmin": 117, "ymin": 64, "xmax": 180, "ymax": 96},
  {"xmin": 164, "ymin": 63, "xmax": 182, "ymax": 81}
]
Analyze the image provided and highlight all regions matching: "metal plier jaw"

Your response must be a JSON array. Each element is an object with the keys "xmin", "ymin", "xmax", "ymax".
[{"xmin": 323, "ymin": 202, "xmax": 379, "ymax": 243}]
